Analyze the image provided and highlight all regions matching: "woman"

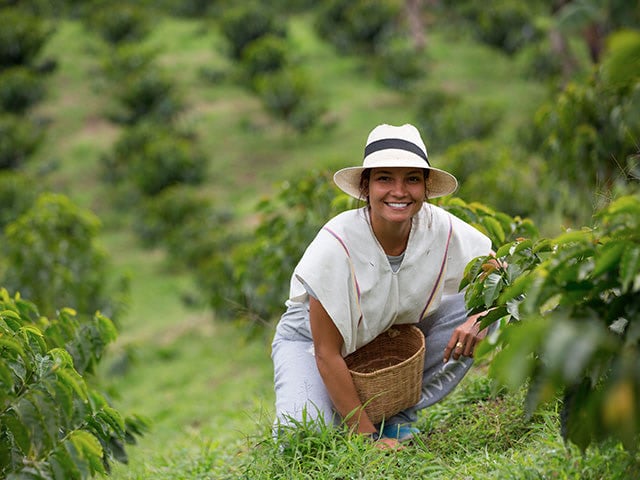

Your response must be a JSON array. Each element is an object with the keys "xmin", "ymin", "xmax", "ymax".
[{"xmin": 271, "ymin": 123, "xmax": 492, "ymax": 450}]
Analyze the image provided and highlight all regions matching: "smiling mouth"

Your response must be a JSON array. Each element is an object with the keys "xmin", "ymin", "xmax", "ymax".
[{"xmin": 385, "ymin": 202, "xmax": 411, "ymax": 208}]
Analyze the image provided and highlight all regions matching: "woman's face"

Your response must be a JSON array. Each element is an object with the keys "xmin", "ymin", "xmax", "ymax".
[{"xmin": 365, "ymin": 167, "xmax": 426, "ymax": 227}]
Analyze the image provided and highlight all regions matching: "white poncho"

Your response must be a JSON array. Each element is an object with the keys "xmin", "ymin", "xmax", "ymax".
[{"xmin": 288, "ymin": 204, "xmax": 491, "ymax": 356}]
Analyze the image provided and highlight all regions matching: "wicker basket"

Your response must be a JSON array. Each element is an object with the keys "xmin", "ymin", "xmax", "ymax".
[{"xmin": 344, "ymin": 324, "xmax": 425, "ymax": 424}]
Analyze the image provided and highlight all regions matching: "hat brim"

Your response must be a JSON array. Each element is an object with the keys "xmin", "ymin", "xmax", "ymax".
[{"xmin": 334, "ymin": 166, "xmax": 458, "ymax": 200}]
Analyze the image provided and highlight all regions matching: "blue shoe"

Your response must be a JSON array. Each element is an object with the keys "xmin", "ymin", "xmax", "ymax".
[{"xmin": 381, "ymin": 424, "xmax": 420, "ymax": 443}]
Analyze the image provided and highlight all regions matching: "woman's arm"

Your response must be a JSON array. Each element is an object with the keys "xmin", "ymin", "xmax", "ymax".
[{"xmin": 308, "ymin": 296, "xmax": 377, "ymax": 434}]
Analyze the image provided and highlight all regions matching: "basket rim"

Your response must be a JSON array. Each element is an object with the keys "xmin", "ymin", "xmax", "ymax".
[{"xmin": 347, "ymin": 325, "xmax": 425, "ymax": 378}]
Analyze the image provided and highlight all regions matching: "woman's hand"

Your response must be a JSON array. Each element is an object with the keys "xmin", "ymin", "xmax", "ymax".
[
  {"xmin": 373, "ymin": 437, "xmax": 403, "ymax": 451},
  {"xmin": 443, "ymin": 311, "xmax": 488, "ymax": 362}
]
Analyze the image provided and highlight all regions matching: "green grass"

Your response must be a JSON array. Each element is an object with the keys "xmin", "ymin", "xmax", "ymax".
[{"xmin": 26, "ymin": 11, "xmax": 638, "ymax": 480}]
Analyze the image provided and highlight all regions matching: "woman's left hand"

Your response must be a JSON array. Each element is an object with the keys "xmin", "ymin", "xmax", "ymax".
[{"xmin": 443, "ymin": 312, "xmax": 488, "ymax": 362}]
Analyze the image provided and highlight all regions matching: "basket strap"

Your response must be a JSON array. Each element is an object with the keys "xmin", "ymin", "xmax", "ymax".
[
  {"xmin": 323, "ymin": 226, "xmax": 364, "ymax": 326},
  {"xmin": 418, "ymin": 215, "xmax": 453, "ymax": 320}
]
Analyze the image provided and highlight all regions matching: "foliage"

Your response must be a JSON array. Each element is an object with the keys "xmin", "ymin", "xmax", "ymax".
[
  {"xmin": 441, "ymin": 140, "xmax": 544, "ymax": 218},
  {"xmin": 373, "ymin": 36, "xmax": 425, "ymax": 90},
  {"xmin": 0, "ymin": 171, "xmax": 38, "ymax": 231},
  {"xmin": 0, "ymin": 114, "xmax": 44, "ymax": 170},
  {"xmin": 88, "ymin": 2, "xmax": 152, "ymax": 45},
  {"xmin": 99, "ymin": 43, "xmax": 159, "ymax": 82},
  {"xmin": 446, "ymin": 0, "xmax": 546, "ymax": 55},
  {"xmin": 1, "ymin": 193, "xmax": 128, "ymax": 321},
  {"xmin": 462, "ymin": 194, "xmax": 640, "ymax": 452},
  {"xmin": 0, "ymin": 67, "xmax": 46, "ymax": 114},
  {"xmin": 218, "ymin": 2, "xmax": 286, "ymax": 60},
  {"xmin": 436, "ymin": 196, "xmax": 539, "ymax": 249},
  {"xmin": 414, "ymin": 88, "xmax": 502, "ymax": 152},
  {"xmin": 314, "ymin": 0, "xmax": 402, "ymax": 55},
  {"xmin": 108, "ymin": 66, "xmax": 184, "ymax": 125},
  {"xmin": 101, "ymin": 122, "xmax": 207, "ymax": 197},
  {"xmin": 255, "ymin": 68, "xmax": 327, "ymax": 133},
  {"xmin": 196, "ymin": 170, "xmax": 351, "ymax": 325},
  {"xmin": 133, "ymin": 185, "xmax": 235, "ymax": 274},
  {"xmin": 0, "ymin": 289, "xmax": 147, "ymax": 479},
  {"xmin": 241, "ymin": 34, "xmax": 289, "ymax": 88},
  {"xmin": 524, "ymin": 30, "xmax": 640, "ymax": 220},
  {"xmin": 0, "ymin": 8, "xmax": 52, "ymax": 70}
]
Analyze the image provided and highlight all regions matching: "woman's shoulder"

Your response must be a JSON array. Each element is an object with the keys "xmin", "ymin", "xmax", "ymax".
[{"xmin": 324, "ymin": 207, "xmax": 367, "ymax": 230}]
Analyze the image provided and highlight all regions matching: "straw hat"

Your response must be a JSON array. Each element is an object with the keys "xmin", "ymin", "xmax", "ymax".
[{"xmin": 333, "ymin": 123, "xmax": 458, "ymax": 199}]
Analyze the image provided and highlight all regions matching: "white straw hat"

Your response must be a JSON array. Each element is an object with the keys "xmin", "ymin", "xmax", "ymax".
[{"xmin": 333, "ymin": 123, "xmax": 458, "ymax": 199}]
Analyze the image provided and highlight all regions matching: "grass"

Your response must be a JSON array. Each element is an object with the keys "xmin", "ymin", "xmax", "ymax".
[{"xmin": 25, "ymin": 10, "xmax": 639, "ymax": 480}]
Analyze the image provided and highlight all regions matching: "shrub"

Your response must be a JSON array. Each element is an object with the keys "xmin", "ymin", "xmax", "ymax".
[
  {"xmin": 448, "ymin": 0, "xmax": 545, "ymax": 55},
  {"xmin": 0, "ymin": 114, "xmax": 43, "ymax": 169},
  {"xmin": 0, "ymin": 289, "xmax": 147, "ymax": 478},
  {"xmin": 88, "ymin": 2, "xmax": 152, "ymax": 45},
  {"xmin": 134, "ymin": 185, "xmax": 215, "ymax": 249},
  {"xmin": 1, "ymin": 193, "xmax": 128, "ymax": 321},
  {"xmin": 108, "ymin": 67, "xmax": 184, "ymax": 125},
  {"xmin": 241, "ymin": 34, "xmax": 289, "ymax": 88},
  {"xmin": 0, "ymin": 170, "xmax": 38, "ymax": 230},
  {"xmin": 102, "ymin": 123, "xmax": 207, "ymax": 197},
  {"xmin": 373, "ymin": 36, "xmax": 424, "ymax": 90},
  {"xmin": 0, "ymin": 66, "xmax": 46, "ymax": 113},
  {"xmin": 218, "ymin": 2, "xmax": 286, "ymax": 60},
  {"xmin": 0, "ymin": 8, "xmax": 52, "ymax": 69},
  {"xmin": 415, "ymin": 89, "xmax": 502, "ymax": 151},
  {"xmin": 100, "ymin": 43, "xmax": 159, "ymax": 82},
  {"xmin": 197, "ymin": 170, "xmax": 351, "ymax": 324},
  {"xmin": 442, "ymin": 140, "xmax": 543, "ymax": 218},
  {"xmin": 255, "ymin": 68, "xmax": 326, "ymax": 133},
  {"xmin": 315, "ymin": 0, "xmax": 402, "ymax": 55},
  {"xmin": 461, "ymin": 194, "xmax": 640, "ymax": 453}
]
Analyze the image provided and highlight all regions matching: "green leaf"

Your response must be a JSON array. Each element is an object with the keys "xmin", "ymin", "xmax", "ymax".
[
  {"xmin": 592, "ymin": 241, "xmax": 625, "ymax": 278},
  {"xmin": 489, "ymin": 317, "xmax": 548, "ymax": 390},
  {"xmin": 2, "ymin": 411, "xmax": 31, "ymax": 454},
  {"xmin": 620, "ymin": 244, "xmax": 640, "ymax": 292},
  {"xmin": 483, "ymin": 272, "xmax": 503, "ymax": 308},
  {"xmin": 55, "ymin": 368, "xmax": 88, "ymax": 402},
  {"xmin": 513, "ymin": 239, "xmax": 534, "ymax": 254},
  {"xmin": 0, "ymin": 337, "xmax": 26, "ymax": 359},
  {"xmin": 481, "ymin": 216, "xmax": 506, "ymax": 245},
  {"xmin": 498, "ymin": 272, "xmax": 534, "ymax": 304},
  {"xmin": 478, "ymin": 306, "xmax": 508, "ymax": 331},
  {"xmin": 495, "ymin": 241, "xmax": 516, "ymax": 259},
  {"xmin": 554, "ymin": 229, "xmax": 590, "ymax": 246},
  {"xmin": 69, "ymin": 430, "xmax": 105, "ymax": 476}
]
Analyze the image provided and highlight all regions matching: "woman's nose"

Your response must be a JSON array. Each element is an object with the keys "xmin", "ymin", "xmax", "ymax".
[{"xmin": 391, "ymin": 179, "xmax": 407, "ymax": 196}]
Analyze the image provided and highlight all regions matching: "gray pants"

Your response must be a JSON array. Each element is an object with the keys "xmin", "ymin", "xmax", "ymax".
[{"xmin": 271, "ymin": 292, "xmax": 474, "ymax": 429}]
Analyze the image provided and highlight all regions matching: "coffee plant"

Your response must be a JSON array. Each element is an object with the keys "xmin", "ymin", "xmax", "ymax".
[
  {"xmin": 0, "ymin": 289, "xmax": 147, "ymax": 479},
  {"xmin": 461, "ymin": 194, "xmax": 640, "ymax": 452},
  {"xmin": 1, "ymin": 193, "xmax": 128, "ymax": 321}
]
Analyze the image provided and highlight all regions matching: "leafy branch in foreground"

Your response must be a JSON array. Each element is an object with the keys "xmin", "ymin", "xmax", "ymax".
[
  {"xmin": 0, "ymin": 289, "xmax": 148, "ymax": 479},
  {"xmin": 461, "ymin": 193, "xmax": 640, "ymax": 452}
]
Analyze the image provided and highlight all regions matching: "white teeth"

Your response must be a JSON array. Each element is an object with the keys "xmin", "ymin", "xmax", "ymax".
[{"xmin": 387, "ymin": 202, "xmax": 409, "ymax": 208}]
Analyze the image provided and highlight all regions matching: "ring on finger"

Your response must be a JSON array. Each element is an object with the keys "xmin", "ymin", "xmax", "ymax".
[{"xmin": 455, "ymin": 341, "xmax": 464, "ymax": 350}]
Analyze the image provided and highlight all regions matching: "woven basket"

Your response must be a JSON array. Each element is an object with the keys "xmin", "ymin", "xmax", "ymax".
[{"xmin": 344, "ymin": 324, "xmax": 425, "ymax": 424}]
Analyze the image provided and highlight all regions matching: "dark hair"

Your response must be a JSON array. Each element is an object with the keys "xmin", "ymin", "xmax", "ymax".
[{"xmin": 358, "ymin": 168, "xmax": 430, "ymax": 204}]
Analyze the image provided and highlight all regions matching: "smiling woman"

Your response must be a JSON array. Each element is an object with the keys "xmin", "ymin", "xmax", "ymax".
[{"xmin": 271, "ymin": 123, "xmax": 496, "ymax": 450}]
